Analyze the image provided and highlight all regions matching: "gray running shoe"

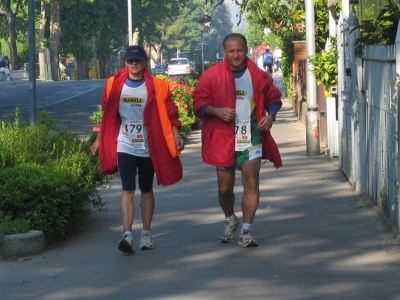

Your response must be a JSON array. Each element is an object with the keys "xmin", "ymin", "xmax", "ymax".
[
  {"xmin": 140, "ymin": 231, "xmax": 154, "ymax": 250},
  {"xmin": 220, "ymin": 215, "xmax": 238, "ymax": 243},
  {"xmin": 238, "ymin": 230, "xmax": 259, "ymax": 247},
  {"xmin": 118, "ymin": 234, "xmax": 135, "ymax": 254}
]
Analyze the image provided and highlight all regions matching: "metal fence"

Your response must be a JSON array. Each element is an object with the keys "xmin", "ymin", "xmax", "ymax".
[
  {"xmin": 339, "ymin": 42, "xmax": 398, "ymax": 226},
  {"xmin": 362, "ymin": 45, "xmax": 397, "ymax": 223}
]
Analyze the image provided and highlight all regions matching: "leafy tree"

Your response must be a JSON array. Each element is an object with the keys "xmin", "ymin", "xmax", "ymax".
[
  {"xmin": 60, "ymin": 0, "xmax": 110, "ymax": 80},
  {"xmin": 236, "ymin": 0, "xmax": 334, "ymax": 97},
  {"xmin": 0, "ymin": 0, "xmax": 27, "ymax": 69},
  {"xmin": 353, "ymin": 3, "xmax": 400, "ymax": 52},
  {"xmin": 161, "ymin": 0, "xmax": 232, "ymax": 64},
  {"xmin": 95, "ymin": 2, "xmax": 127, "ymax": 78},
  {"xmin": 125, "ymin": 0, "xmax": 187, "ymax": 67},
  {"xmin": 38, "ymin": 1, "xmax": 47, "ymax": 80},
  {"xmin": 49, "ymin": 0, "xmax": 61, "ymax": 80},
  {"xmin": 1, "ymin": 0, "xmax": 233, "ymax": 80}
]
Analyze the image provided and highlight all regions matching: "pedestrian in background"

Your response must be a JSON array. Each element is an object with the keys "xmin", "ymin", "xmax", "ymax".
[
  {"xmin": 262, "ymin": 47, "xmax": 274, "ymax": 75},
  {"xmin": 91, "ymin": 45, "xmax": 185, "ymax": 254},
  {"xmin": 0, "ymin": 55, "xmax": 11, "ymax": 80},
  {"xmin": 273, "ymin": 46, "xmax": 282, "ymax": 72},
  {"xmin": 193, "ymin": 33, "xmax": 282, "ymax": 247},
  {"xmin": 256, "ymin": 53, "xmax": 264, "ymax": 71}
]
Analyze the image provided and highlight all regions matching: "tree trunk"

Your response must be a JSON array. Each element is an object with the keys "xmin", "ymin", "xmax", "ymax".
[
  {"xmin": 38, "ymin": 1, "xmax": 47, "ymax": 80},
  {"xmin": 1, "ymin": 0, "xmax": 18, "ymax": 69},
  {"xmin": 77, "ymin": 59, "xmax": 89, "ymax": 80},
  {"xmin": 143, "ymin": 39, "xmax": 152, "ymax": 70},
  {"xmin": 49, "ymin": 0, "xmax": 61, "ymax": 81},
  {"xmin": 98, "ymin": 57, "xmax": 106, "ymax": 79}
]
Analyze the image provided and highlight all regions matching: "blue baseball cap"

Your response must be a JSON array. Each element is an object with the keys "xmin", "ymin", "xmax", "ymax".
[{"xmin": 124, "ymin": 45, "xmax": 148, "ymax": 61}]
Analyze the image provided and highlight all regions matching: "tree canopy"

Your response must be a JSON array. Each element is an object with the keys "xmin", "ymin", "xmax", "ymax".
[{"xmin": 0, "ymin": 0, "xmax": 234, "ymax": 78}]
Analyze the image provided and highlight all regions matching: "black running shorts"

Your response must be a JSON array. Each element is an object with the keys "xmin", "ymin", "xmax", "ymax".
[{"xmin": 117, "ymin": 152, "xmax": 154, "ymax": 192}]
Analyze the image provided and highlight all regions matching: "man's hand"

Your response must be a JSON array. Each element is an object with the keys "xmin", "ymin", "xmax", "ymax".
[
  {"xmin": 215, "ymin": 107, "xmax": 236, "ymax": 122},
  {"xmin": 175, "ymin": 137, "xmax": 185, "ymax": 151},
  {"xmin": 90, "ymin": 134, "xmax": 100, "ymax": 155},
  {"xmin": 257, "ymin": 115, "xmax": 274, "ymax": 132}
]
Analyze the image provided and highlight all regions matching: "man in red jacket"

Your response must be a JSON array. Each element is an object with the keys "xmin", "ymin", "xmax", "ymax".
[
  {"xmin": 91, "ymin": 46, "xmax": 185, "ymax": 254},
  {"xmin": 193, "ymin": 33, "xmax": 282, "ymax": 247}
]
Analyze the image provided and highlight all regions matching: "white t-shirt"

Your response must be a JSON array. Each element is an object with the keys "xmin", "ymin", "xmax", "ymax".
[
  {"xmin": 257, "ymin": 55, "xmax": 264, "ymax": 70},
  {"xmin": 273, "ymin": 48, "xmax": 282, "ymax": 61},
  {"xmin": 117, "ymin": 79, "xmax": 150, "ymax": 157}
]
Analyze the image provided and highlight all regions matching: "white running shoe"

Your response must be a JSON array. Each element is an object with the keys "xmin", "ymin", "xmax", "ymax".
[
  {"xmin": 220, "ymin": 215, "xmax": 238, "ymax": 243},
  {"xmin": 118, "ymin": 234, "xmax": 135, "ymax": 254},
  {"xmin": 238, "ymin": 230, "xmax": 259, "ymax": 247},
  {"xmin": 140, "ymin": 231, "xmax": 154, "ymax": 250}
]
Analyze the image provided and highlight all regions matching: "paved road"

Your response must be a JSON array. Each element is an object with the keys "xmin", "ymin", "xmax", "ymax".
[
  {"xmin": 1, "ymin": 75, "xmax": 400, "ymax": 299},
  {"xmin": 0, "ymin": 80, "xmax": 104, "ymax": 137}
]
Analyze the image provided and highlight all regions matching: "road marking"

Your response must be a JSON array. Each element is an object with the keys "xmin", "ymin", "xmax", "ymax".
[{"xmin": 49, "ymin": 86, "xmax": 102, "ymax": 105}]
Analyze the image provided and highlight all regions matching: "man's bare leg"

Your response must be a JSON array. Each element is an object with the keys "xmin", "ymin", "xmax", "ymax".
[
  {"xmin": 120, "ymin": 190, "xmax": 135, "ymax": 231},
  {"xmin": 141, "ymin": 190, "xmax": 155, "ymax": 231},
  {"xmin": 119, "ymin": 190, "xmax": 136, "ymax": 253},
  {"xmin": 217, "ymin": 168, "xmax": 238, "ymax": 243},
  {"xmin": 240, "ymin": 158, "xmax": 261, "ymax": 224},
  {"xmin": 216, "ymin": 168, "xmax": 235, "ymax": 217},
  {"xmin": 238, "ymin": 158, "xmax": 261, "ymax": 247},
  {"xmin": 140, "ymin": 190, "xmax": 155, "ymax": 250}
]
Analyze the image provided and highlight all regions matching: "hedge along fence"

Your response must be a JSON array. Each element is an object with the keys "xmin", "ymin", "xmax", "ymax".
[{"xmin": 0, "ymin": 109, "xmax": 108, "ymax": 244}]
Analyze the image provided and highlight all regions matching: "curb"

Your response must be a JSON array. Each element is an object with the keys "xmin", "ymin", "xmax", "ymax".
[
  {"xmin": 359, "ymin": 194, "xmax": 400, "ymax": 239},
  {"xmin": 0, "ymin": 230, "xmax": 47, "ymax": 257},
  {"xmin": 0, "ymin": 79, "xmax": 42, "ymax": 87},
  {"xmin": 0, "ymin": 79, "xmax": 29, "ymax": 87},
  {"xmin": 372, "ymin": 201, "xmax": 400, "ymax": 239}
]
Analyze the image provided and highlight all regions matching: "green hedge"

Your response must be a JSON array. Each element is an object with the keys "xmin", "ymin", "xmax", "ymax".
[{"xmin": 0, "ymin": 110, "xmax": 107, "ymax": 243}]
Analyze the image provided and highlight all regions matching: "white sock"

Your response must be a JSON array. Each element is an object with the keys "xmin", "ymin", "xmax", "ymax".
[
  {"xmin": 225, "ymin": 214, "xmax": 236, "ymax": 221},
  {"xmin": 241, "ymin": 223, "xmax": 251, "ymax": 233},
  {"xmin": 124, "ymin": 231, "xmax": 132, "ymax": 236},
  {"xmin": 141, "ymin": 229, "xmax": 151, "ymax": 235}
]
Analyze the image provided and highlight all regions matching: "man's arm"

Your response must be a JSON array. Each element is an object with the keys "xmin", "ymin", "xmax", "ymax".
[{"xmin": 203, "ymin": 105, "xmax": 236, "ymax": 122}]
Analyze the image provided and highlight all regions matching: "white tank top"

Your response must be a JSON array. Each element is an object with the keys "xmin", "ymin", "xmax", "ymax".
[
  {"xmin": 235, "ymin": 69, "xmax": 255, "ymax": 120},
  {"xmin": 234, "ymin": 69, "xmax": 255, "ymax": 151}
]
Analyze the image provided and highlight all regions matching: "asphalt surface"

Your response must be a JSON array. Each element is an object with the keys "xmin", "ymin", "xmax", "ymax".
[{"xmin": 1, "ymin": 75, "xmax": 400, "ymax": 300}]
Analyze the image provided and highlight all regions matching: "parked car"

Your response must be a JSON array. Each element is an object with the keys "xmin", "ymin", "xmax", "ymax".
[
  {"xmin": 152, "ymin": 64, "xmax": 167, "ymax": 75},
  {"xmin": 167, "ymin": 58, "xmax": 191, "ymax": 77}
]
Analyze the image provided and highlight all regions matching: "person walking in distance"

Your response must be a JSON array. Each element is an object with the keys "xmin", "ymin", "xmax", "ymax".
[
  {"xmin": 0, "ymin": 55, "xmax": 11, "ymax": 80},
  {"xmin": 91, "ymin": 45, "xmax": 185, "ymax": 254},
  {"xmin": 262, "ymin": 47, "xmax": 274, "ymax": 75},
  {"xmin": 193, "ymin": 33, "xmax": 282, "ymax": 247},
  {"xmin": 273, "ymin": 46, "xmax": 282, "ymax": 72}
]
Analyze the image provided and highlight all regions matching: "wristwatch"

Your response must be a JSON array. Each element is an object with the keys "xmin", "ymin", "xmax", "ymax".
[{"xmin": 268, "ymin": 112, "xmax": 276, "ymax": 122}]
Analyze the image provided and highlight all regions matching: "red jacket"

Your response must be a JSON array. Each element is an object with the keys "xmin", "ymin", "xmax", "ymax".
[
  {"xmin": 193, "ymin": 57, "xmax": 282, "ymax": 168},
  {"xmin": 99, "ymin": 68, "xmax": 183, "ymax": 186}
]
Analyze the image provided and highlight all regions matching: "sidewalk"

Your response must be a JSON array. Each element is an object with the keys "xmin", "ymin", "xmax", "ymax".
[
  {"xmin": 0, "ymin": 71, "xmax": 40, "ymax": 87},
  {"xmin": 0, "ymin": 78, "xmax": 31, "ymax": 87},
  {"xmin": 1, "ymin": 77, "xmax": 400, "ymax": 299}
]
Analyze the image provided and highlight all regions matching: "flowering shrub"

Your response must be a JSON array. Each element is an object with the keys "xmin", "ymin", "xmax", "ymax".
[
  {"xmin": 90, "ymin": 75, "xmax": 199, "ymax": 139},
  {"xmin": 157, "ymin": 75, "xmax": 198, "ymax": 138}
]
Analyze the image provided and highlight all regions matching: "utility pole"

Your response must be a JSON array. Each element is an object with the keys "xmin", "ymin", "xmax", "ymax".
[
  {"xmin": 128, "ymin": 0, "xmax": 132, "ymax": 45},
  {"xmin": 397, "ymin": 22, "xmax": 400, "ymax": 232},
  {"xmin": 305, "ymin": 0, "xmax": 320, "ymax": 156},
  {"xmin": 28, "ymin": 0, "xmax": 36, "ymax": 125}
]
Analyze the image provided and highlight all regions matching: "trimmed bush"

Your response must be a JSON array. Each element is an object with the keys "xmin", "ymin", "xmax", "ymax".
[{"xmin": 0, "ymin": 110, "xmax": 107, "ymax": 243}]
